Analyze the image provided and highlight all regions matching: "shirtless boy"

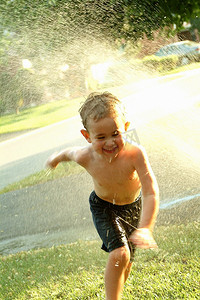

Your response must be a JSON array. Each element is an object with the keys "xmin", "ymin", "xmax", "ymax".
[{"xmin": 46, "ymin": 91, "xmax": 159, "ymax": 300}]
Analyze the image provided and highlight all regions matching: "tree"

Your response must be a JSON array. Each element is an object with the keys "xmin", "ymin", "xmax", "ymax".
[
  {"xmin": 0, "ymin": 0, "xmax": 199, "ymax": 114},
  {"xmin": 0, "ymin": 0, "xmax": 199, "ymax": 45}
]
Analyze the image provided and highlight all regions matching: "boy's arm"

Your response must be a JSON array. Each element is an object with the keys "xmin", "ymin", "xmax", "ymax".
[
  {"xmin": 46, "ymin": 147, "xmax": 86, "ymax": 169},
  {"xmin": 129, "ymin": 146, "xmax": 159, "ymax": 248}
]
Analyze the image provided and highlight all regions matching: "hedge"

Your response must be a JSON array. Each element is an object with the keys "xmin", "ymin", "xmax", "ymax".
[{"xmin": 142, "ymin": 54, "xmax": 179, "ymax": 73}]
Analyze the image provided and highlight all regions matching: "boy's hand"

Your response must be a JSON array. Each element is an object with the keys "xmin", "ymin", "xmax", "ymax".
[
  {"xmin": 129, "ymin": 228, "xmax": 158, "ymax": 249},
  {"xmin": 46, "ymin": 153, "xmax": 58, "ymax": 169}
]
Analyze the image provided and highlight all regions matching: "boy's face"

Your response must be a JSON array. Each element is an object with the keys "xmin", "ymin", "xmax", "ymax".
[{"xmin": 81, "ymin": 115, "xmax": 129, "ymax": 159}]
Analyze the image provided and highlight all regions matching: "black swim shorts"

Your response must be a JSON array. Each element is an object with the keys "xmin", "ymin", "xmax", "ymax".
[{"xmin": 89, "ymin": 191, "xmax": 141, "ymax": 261}]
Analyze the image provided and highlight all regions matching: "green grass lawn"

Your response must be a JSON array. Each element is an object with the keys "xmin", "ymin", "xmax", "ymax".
[
  {"xmin": 160, "ymin": 61, "xmax": 200, "ymax": 77},
  {"xmin": 0, "ymin": 221, "xmax": 199, "ymax": 299},
  {"xmin": 0, "ymin": 97, "xmax": 82, "ymax": 135}
]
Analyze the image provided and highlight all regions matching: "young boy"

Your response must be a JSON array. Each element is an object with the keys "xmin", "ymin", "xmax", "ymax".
[{"xmin": 46, "ymin": 92, "xmax": 159, "ymax": 300}]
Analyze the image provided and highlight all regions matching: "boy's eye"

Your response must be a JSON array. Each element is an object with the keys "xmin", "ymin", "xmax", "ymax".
[
  {"xmin": 97, "ymin": 136, "xmax": 105, "ymax": 140},
  {"xmin": 113, "ymin": 131, "xmax": 119, "ymax": 136}
]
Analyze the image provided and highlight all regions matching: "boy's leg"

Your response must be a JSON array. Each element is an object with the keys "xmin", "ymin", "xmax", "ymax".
[
  {"xmin": 125, "ymin": 261, "xmax": 133, "ymax": 283},
  {"xmin": 104, "ymin": 245, "xmax": 131, "ymax": 300}
]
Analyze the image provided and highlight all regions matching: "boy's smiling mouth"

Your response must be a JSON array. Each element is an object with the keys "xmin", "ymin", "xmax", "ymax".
[{"xmin": 103, "ymin": 147, "xmax": 118, "ymax": 154}]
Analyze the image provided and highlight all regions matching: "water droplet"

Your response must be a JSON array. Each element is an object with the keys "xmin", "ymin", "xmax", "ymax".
[
  {"xmin": 45, "ymin": 169, "xmax": 51, "ymax": 176},
  {"xmin": 115, "ymin": 261, "xmax": 120, "ymax": 267},
  {"xmin": 113, "ymin": 193, "xmax": 117, "ymax": 204}
]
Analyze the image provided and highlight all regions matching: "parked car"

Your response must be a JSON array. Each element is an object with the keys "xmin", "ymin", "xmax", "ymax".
[{"xmin": 155, "ymin": 40, "xmax": 200, "ymax": 65}]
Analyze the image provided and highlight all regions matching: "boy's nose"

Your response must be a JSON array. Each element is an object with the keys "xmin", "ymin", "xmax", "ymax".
[{"xmin": 106, "ymin": 137, "xmax": 115, "ymax": 146}]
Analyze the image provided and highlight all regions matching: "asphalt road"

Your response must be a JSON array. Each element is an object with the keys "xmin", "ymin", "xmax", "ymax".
[
  {"xmin": 0, "ymin": 69, "xmax": 200, "ymax": 255},
  {"xmin": 0, "ymin": 116, "xmax": 86, "ymax": 189}
]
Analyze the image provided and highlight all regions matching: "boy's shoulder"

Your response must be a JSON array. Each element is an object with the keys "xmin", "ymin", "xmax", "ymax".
[
  {"xmin": 124, "ymin": 142, "xmax": 148, "ymax": 165},
  {"xmin": 75, "ymin": 145, "xmax": 93, "ymax": 166},
  {"xmin": 125, "ymin": 142, "xmax": 145, "ymax": 156}
]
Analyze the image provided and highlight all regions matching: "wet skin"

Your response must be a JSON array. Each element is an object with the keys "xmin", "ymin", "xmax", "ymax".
[{"xmin": 80, "ymin": 116, "xmax": 141, "ymax": 204}]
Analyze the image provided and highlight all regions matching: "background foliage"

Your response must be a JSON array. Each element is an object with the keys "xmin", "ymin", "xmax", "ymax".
[
  {"xmin": 1, "ymin": 0, "xmax": 200, "ymax": 42},
  {"xmin": 0, "ymin": 0, "xmax": 199, "ymax": 114}
]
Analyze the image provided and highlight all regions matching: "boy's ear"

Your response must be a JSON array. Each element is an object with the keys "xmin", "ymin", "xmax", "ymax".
[
  {"xmin": 80, "ymin": 129, "xmax": 91, "ymax": 143},
  {"xmin": 125, "ymin": 121, "xmax": 130, "ymax": 131}
]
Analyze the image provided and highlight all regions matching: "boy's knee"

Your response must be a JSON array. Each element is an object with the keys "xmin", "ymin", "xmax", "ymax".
[{"xmin": 110, "ymin": 246, "xmax": 130, "ymax": 266}]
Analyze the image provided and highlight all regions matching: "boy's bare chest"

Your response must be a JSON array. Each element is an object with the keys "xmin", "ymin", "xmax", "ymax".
[{"xmin": 88, "ymin": 157, "xmax": 137, "ymax": 186}]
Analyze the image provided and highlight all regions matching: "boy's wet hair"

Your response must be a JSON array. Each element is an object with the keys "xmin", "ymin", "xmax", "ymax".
[{"xmin": 79, "ymin": 91, "xmax": 126, "ymax": 130}]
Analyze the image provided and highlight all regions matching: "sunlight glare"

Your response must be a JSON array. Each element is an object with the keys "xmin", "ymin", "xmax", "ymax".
[
  {"xmin": 91, "ymin": 61, "xmax": 112, "ymax": 84},
  {"xmin": 123, "ymin": 78, "xmax": 197, "ymax": 127}
]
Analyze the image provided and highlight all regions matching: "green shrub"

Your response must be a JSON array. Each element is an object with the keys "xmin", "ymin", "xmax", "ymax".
[
  {"xmin": 158, "ymin": 55, "xmax": 179, "ymax": 72},
  {"xmin": 142, "ymin": 55, "xmax": 161, "ymax": 71},
  {"xmin": 142, "ymin": 54, "xmax": 179, "ymax": 73}
]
